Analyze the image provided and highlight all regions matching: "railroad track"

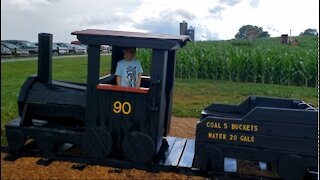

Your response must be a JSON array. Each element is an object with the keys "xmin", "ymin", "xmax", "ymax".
[{"xmin": 2, "ymin": 143, "xmax": 316, "ymax": 180}]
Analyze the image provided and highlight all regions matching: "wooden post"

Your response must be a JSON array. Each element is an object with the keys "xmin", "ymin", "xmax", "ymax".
[
  {"xmin": 149, "ymin": 49, "xmax": 168, "ymax": 152},
  {"xmin": 85, "ymin": 44, "xmax": 101, "ymax": 128},
  {"xmin": 111, "ymin": 46, "xmax": 124, "ymax": 74},
  {"xmin": 163, "ymin": 50, "xmax": 176, "ymax": 136}
]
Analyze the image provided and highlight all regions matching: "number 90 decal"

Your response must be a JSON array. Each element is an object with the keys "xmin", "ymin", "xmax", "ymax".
[{"xmin": 113, "ymin": 101, "xmax": 131, "ymax": 114}]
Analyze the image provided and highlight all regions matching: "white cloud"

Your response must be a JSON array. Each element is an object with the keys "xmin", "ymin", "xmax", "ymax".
[
  {"xmin": 249, "ymin": 0, "xmax": 260, "ymax": 8},
  {"xmin": 1, "ymin": 0, "xmax": 319, "ymax": 42},
  {"xmin": 3, "ymin": 0, "xmax": 51, "ymax": 11},
  {"xmin": 219, "ymin": 0, "xmax": 242, "ymax": 6},
  {"xmin": 209, "ymin": 6, "xmax": 226, "ymax": 19}
]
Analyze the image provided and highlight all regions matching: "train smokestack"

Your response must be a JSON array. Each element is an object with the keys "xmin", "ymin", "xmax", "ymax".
[{"xmin": 37, "ymin": 33, "xmax": 53, "ymax": 84}]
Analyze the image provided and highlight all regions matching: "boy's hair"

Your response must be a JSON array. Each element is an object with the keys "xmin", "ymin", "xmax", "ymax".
[{"xmin": 122, "ymin": 47, "xmax": 136, "ymax": 53}]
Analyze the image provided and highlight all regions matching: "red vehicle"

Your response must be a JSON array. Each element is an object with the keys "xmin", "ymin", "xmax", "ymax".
[
  {"xmin": 71, "ymin": 40, "xmax": 87, "ymax": 50},
  {"xmin": 70, "ymin": 40, "xmax": 82, "ymax": 45}
]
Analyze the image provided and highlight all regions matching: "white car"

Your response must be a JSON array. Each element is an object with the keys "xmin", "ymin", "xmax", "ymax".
[
  {"xmin": 1, "ymin": 42, "xmax": 29, "ymax": 56},
  {"xmin": 71, "ymin": 44, "xmax": 86, "ymax": 54},
  {"xmin": 52, "ymin": 43, "xmax": 69, "ymax": 55},
  {"xmin": 101, "ymin": 45, "xmax": 112, "ymax": 53}
]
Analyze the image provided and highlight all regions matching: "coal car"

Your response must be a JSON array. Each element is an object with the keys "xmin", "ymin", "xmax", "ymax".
[{"xmin": 195, "ymin": 96, "xmax": 318, "ymax": 179}]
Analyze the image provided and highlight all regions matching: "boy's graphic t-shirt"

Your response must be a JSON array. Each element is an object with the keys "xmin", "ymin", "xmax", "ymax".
[{"xmin": 115, "ymin": 59, "xmax": 143, "ymax": 87}]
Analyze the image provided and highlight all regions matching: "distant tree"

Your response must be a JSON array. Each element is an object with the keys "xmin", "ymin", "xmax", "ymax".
[
  {"xmin": 300, "ymin": 28, "xmax": 318, "ymax": 36},
  {"xmin": 235, "ymin": 25, "xmax": 270, "ymax": 39},
  {"xmin": 257, "ymin": 31, "xmax": 270, "ymax": 38}
]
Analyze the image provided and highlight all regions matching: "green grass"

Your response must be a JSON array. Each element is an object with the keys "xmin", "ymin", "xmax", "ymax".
[
  {"xmin": 1, "ymin": 55, "xmax": 318, "ymax": 145},
  {"xmin": 173, "ymin": 79, "xmax": 317, "ymax": 117}
]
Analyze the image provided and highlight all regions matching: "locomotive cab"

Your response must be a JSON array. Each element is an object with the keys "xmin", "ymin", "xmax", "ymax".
[{"xmin": 73, "ymin": 29, "xmax": 190, "ymax": 162}]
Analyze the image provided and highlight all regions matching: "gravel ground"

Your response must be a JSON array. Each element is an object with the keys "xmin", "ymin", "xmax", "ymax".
[{"xmin": 1, "ymin": 117, "xmax": 277, "ymax": 179}]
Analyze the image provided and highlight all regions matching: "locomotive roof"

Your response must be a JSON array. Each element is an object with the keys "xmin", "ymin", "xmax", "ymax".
[{"xmin": 71, "ymin": 29, "xmax": 190, "ymax": 50}]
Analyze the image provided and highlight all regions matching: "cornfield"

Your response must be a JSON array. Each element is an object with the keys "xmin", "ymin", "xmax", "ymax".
[{"xmin": 136, "ymin": 35, "xmax": 318, "ymax": 87}]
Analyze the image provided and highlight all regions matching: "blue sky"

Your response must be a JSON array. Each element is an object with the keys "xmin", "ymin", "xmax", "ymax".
[{"xmin": 1, "ymin": 0, "xmax": 319, "ymax": 42}]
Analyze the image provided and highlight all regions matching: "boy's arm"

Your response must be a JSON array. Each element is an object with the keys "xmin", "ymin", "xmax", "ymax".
[
  {"xmin": 116, "ymin": 76, "xmax": 121, "ymax": 86},
  {"xmin": 136, "ymin": 73, "xmax": 142, "ymax": 88}
]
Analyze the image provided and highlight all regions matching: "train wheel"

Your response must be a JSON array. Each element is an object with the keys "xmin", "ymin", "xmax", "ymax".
[
  {"xmin": 122, "ymin": 131, "xmax": 155, "ymax": 164},
  {"xmin": 81, "ymin": 128, "xmax": 113, "ymax": 159},
  {"xmin": 36, "ymin": 133, "xmax": 55, "ymax": 152},
  {"xmin": 278, "ymin": 154, "xmax": 306, "ymax": 180},
  {"xmin": 6, "ymin": 130, "xmax": 26, "ymax": 151},
  {"xmin": 196, "ymin": 145, "xmax": 224, "ymax": 171}
]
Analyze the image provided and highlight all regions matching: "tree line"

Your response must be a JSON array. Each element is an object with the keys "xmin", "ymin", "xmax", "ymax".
[{"xmin": 235, "ymin": 25, "xmax": 318, "ymax": 39}]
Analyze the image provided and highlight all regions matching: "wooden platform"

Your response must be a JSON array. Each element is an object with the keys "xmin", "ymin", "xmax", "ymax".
[
  {"xmin": 2, "ymin": 136, "xmax": 289, "ymax": 180},
  {"xmin": 2, "ymin": 118, "xmax": 318, "ymax": 179}
]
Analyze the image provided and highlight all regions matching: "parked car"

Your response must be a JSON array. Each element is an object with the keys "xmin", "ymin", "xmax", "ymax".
[
  {"xmin": 1, "ymin": 42, "xmax": 29, "ymax": 56},
  {"xmin": 52, "ymin": 43, "xmax": 69, "ymax": 55},
  {"xmin": 101, "ymin": 45, "xmax": 112, "ymax": 53},
  {"xmin": 71, "ymin": 44, "xmax": 86, "ymax": 54},
  {"xmin": 55, "ymin": 42, "xmax": 75, "ymax": 54},
  {"xmin": 71, "ymin": 41, "xmax": 87, "ymax": 49},
  {"xmin": 1, "ymin": 44, "xmax": 12, "ymax": 55},
  {"xmin": 71, "ymin": 40, "xmax": 82, "ymax": 45},
  {"xmin": 78, "ymin": 44, "xmax": 88, "ymax": 49},
  {"xmin": 2, "ymin": 40, "xmax": 38, "ymax": 54}
]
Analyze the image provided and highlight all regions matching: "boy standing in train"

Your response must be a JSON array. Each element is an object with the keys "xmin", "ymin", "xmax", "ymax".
[{"xmin": 115, "ymin": 47, "xmax": 143, "ymax": 87}]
